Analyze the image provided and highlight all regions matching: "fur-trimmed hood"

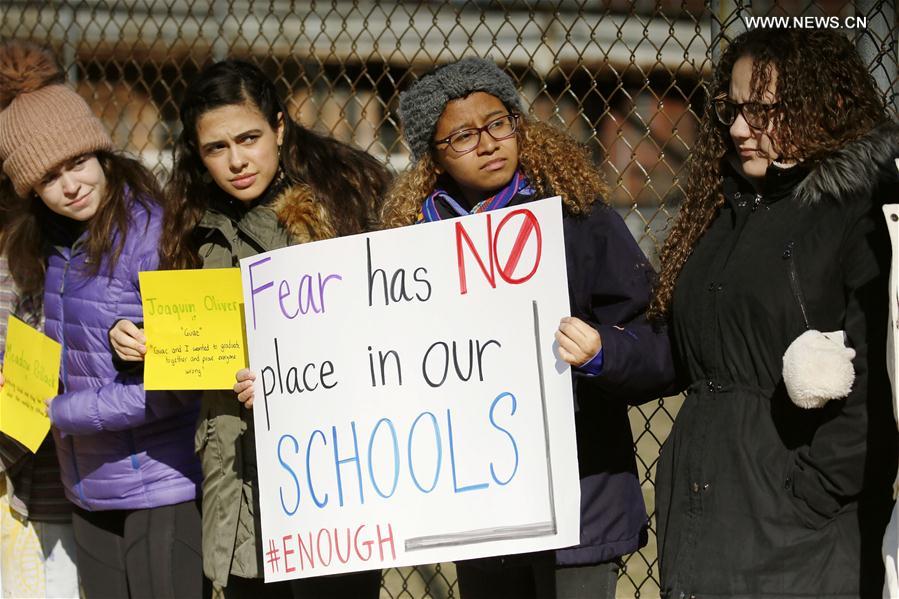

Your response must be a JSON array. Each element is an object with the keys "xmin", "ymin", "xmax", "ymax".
[
  {"xmin": 270, "ymin": 182, "xmax": 338, "ymax": 243},
  {"xmin": 794, "ymin": 120, "xmax": 899, "ymax": 205},
  {"xmin": 198, "ymin": 181, "xmax": 340, "ymax": 254}
]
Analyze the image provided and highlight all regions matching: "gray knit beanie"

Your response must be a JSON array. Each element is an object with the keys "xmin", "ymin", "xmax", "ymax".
[{"xmin": 398, "ymin": 57, "xmax": 524, "ymax": 162}]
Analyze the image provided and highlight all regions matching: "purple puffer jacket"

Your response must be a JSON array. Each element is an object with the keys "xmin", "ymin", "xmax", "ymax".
[{"xmin": 44, "ymin": 196, "xmax": 201, "ymax": 511}]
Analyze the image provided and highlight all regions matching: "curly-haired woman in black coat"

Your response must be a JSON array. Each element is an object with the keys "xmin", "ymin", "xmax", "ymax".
[{"xmin": 652, "ymin": 27, "xmax": 899, "ymax": 597}]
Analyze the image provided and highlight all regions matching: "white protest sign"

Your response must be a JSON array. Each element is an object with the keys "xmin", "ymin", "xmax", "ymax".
[{"xmin": 241, "ymin": 197, "xmax": 580, "ymax": 581}]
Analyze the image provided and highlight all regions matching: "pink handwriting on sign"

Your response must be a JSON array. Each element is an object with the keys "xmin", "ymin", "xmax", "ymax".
[
  {"xmin": 269, "ymin": 523, "xmax": 396, "ymax": 575},
  {"xmin": 454, "ymin": 209, "xmax": 543, "ymax": 295}
]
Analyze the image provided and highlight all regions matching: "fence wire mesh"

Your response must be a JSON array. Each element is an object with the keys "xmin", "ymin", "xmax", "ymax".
[{"xmin": 2, "ymin": 1, "xmax": 896, "ymax": 597}]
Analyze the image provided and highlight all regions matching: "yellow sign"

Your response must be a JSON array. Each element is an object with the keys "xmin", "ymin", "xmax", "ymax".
[
  {"xmin": 0, "ymin": 316, "xmax": 60, "ymax": 452},
  {"xmin": 140, "ymin": 268, "xmax": 247, "ymax": 390}
]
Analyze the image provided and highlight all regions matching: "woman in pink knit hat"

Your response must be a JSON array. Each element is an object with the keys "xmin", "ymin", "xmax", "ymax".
[{"xmin": 0, "ymin": 42, "xmax": 203, "ymax": 599}]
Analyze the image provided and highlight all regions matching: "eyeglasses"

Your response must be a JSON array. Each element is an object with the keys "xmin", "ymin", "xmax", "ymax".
[
  {"xmin": 433, "ymin": 114, "xmax": 520, "ymax": 154},
  {"xmin": 713, "ymin": 95, "xmax": 780, "ymax": 130}
]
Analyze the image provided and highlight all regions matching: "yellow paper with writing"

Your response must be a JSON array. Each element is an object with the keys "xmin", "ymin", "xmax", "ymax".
[
  {"xmin": 140, "ymin": 268, "xmax": 247, "ymax": 390},
  {"xmin": 0, "ymin": 316, "xmax": 60, "ymax": 452}
]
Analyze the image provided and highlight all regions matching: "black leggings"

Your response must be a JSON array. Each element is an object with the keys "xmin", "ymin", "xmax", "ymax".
[
  {"xmin": 72, "ymin": 500, "xmax": 203, "ymax": 599},
  {"xmin": 291, "ymin": 570, "xmax": 382, "ymax": 598},
  {"xmin": 456, "ymin": 556, "xmax": 620, "ymax": 599},
  {"xmin": 222, "ymin": 571, "xmax": 381, "ymax": 599},
  {"xmin": 223, "ymin": 575, "xmax": 294, "ymax": 599}
]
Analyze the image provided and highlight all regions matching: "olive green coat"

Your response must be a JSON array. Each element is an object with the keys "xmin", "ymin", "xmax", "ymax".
[{"xmin": 195, "ymin": 184, "xmax": 335, "ymax": 587}]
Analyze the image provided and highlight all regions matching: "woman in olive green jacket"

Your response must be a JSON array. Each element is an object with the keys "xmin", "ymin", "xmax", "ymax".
[{"xmin": 110, "ymin": 60, "xmax": 389, "ymax": 598}]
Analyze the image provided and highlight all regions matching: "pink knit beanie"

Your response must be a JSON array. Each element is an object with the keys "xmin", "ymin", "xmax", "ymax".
[{"xmin": 0, "ymin": 42, "xmax": 113, "ymax": 198}]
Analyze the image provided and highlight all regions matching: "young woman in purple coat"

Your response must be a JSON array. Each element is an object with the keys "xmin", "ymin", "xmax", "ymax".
[{"xmin": 0, "ymin": 42, "xmax": 202, "ymax": 599}]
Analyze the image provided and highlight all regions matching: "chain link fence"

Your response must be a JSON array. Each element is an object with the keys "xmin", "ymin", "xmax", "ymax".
[{"xmin": 2, "ymin": 1, "xmax": 896, "ymax": 597}]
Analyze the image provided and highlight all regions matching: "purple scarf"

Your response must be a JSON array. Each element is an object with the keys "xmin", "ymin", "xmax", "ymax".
[{"xmin": 418, "ymin": 169, "xmax": 535, "ymax": 223}]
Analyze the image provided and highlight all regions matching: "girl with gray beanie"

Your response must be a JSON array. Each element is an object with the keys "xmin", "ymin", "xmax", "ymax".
[
  {"xmin": 381, "ymin": 56, "xmax": 675, "ymax": 599},
  {"xmin": 0, "ymin": 42, "xmax": 203, "ymax": 598}
]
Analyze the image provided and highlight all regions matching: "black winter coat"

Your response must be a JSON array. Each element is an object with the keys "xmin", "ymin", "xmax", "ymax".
[{"xmin": 656, "ymin": 123, "xmax": 899, "ymax": 598}]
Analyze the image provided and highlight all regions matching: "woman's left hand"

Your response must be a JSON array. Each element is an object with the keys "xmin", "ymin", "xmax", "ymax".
[
  {"xmin": 555, "ymin": 316, "xmax": 603, "ymax": 366},
  {"xmin": 109, "ymin": 319, "xmax": 147, "ymax": 362},
  {"xmin": 233, "ymin": 368, "xmax": 256, "ymax": 408},
  {"xmin": 44, "ymin": 396, "xmax": 53, "ymax": 419}
]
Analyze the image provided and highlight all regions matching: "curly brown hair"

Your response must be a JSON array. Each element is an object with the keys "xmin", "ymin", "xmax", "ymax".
[
  {"xmin": 648, "ymin": 27, "xmax": 888, "ymax": 321},
  {"xmin": 380, "ymin": 118, "xmax": 609, "ymax": 229}
]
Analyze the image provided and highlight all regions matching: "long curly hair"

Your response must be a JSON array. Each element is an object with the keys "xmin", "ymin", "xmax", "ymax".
[
  {"xmin": 380, "ymin": 117, "xmax": 609, "ymax": 229},
  {"xmin": 161, "ymin": 60, "xmax": 390, "ymax": 269},
  {"xmin": 649, "ymin": 27, "xmax": 888, "ymax": 321},
  {"xmin": 0, "ymin": 151, "xmax": 160, "ymax": 297}
]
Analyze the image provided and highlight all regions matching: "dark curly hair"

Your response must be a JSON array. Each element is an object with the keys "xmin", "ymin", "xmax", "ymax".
[{"xmin": 649, "ymin": 27, "xmax": 888, "ymax": 321}]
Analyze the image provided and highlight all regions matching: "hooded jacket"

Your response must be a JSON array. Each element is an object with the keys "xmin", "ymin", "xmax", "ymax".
[
  {"xmin": 656, "ymin": 122, "xmax": 899, "ymax": 598},
  {"xmin": 194, "ymin": 182, "xmax": 337, "ymax": 586},
  {"xmin": 44, "ymin": 197, "xmax": 201, "ymax": 511}
]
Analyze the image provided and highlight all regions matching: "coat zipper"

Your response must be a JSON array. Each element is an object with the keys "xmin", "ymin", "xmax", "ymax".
[
  {"xmin": 57, "ymin": 240, "xmax": 89, "ymax": 505},
  {"xmin": 783, "ymin": 241, "xmax": 811, "ymax": 330},
  {"xmin": 751, "ymin": 193, "xmax": 761, "ymax": 211}
]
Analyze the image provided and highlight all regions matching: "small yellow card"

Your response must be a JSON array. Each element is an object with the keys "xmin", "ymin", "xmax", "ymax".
[
  {"xmin": 140, "ymin": 268, "xmax": 247, "ymax": 390},
  {"xmin": 0, "ymin": 316, "xmax": 60, "ymax": 452}
]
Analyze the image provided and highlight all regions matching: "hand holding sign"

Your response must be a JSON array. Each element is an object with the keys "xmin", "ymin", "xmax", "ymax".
[
  {"xmin": 234, "ymin": 368, "xmax": 256, "ymax": 408},
  {"xmin": 555, "ymin": 316, "xmax": 602, "ymax": 366},
  {"xmin": 109, "ymin": 319, "xmax": 147, "ymax": 362}
]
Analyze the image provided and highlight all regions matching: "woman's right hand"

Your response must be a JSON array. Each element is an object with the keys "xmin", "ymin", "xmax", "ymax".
[
  {"xmin": 234, "ymin": 368, "xmax": 256, "ymax": 408},
  {"xmin": 109, "ymin": 319, "xmax": 147, "ymax": 362}
]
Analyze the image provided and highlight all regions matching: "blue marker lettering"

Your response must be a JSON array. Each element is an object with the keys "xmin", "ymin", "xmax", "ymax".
[
  {"xmin": 408, "ymin": 411, "xmax": 442, "ymax": 493},
  {"xmin": 447, "ymin": 408, "xmax": 488, "ymax": 494},
  {"xmin": 278, "ymin": 434, "xmax": 300, "ymax": 515},
  {"xmin": 333, "ymin": 422, "xmax": 364, "ymax": 506},
  {"xmin": 306, "ymin": 429, "xmax": 328, "ymax": 508},
  {"xmin": 367, "ymin": 418, "xmax": 400, "ymax": 499},
  {"xmin": 489, "ymin": 391, "xmax": 519, "ymax": 485}
]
